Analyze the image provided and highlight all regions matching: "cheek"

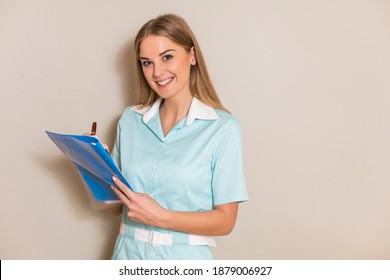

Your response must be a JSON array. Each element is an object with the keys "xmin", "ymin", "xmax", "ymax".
[
  {"xmin": 173, "ymin": 61, "xmax": 191, "ymax": 79},
  {"xmin": 142, "ymin": 69, "xmax": 154, "ymax": 84},
  {"xmin": 142, "ymin": 68, "xmax": 150, "ymax": 79}
]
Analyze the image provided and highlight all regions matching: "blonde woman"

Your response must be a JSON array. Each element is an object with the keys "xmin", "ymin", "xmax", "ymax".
[{"xmin": 110, "ymin": 14, "xmax": 248, "ymax": 260}]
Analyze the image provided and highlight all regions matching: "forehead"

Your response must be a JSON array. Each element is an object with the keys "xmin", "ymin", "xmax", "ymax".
[{"xmin": 139, "ymin": 35, "xmax": 183, "ymax": 56}]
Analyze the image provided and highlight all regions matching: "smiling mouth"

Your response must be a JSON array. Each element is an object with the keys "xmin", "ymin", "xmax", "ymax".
[{"xmin": 156, "ymin": 77, "xmax": 173, "ymax": 86}]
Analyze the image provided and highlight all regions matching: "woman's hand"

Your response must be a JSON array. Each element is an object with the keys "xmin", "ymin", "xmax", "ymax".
[
  {"xmin": 111, "ymin": 177, "xmax": 238, "ymax": 236},
  {"xmin": 111, "ymin": 177, "xmax": 170, "ymax": 227}
]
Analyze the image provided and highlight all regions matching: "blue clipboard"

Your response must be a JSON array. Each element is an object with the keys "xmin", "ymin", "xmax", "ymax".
[{"xmin": 46, "ymin": 131, "xmax": 132, "ymax": 209}]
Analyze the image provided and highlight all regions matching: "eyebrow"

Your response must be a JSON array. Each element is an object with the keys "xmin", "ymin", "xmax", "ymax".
[{"xmin": 139, "ymin": 49, "xmax": 176, "ymax": 60}]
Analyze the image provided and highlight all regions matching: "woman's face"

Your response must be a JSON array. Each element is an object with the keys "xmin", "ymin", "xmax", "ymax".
[{"xmin": 139, "ymin": 35, "xmax": 195, "ymax": 101}]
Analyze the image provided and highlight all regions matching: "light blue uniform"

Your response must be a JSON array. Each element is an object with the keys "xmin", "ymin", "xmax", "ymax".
[{"xmin": 111, "ymin": 97, "xmax": 248, "ymax": 260}]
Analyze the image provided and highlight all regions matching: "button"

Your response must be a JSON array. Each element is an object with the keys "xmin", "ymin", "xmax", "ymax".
[
  {"xmin": 152, "ymin": 164, "xmax": 157, "ymax": 170},
  {"xmin": 149, "ymin": 251, "xmax": 155, "ymax": 257},
  {"xmin": 162, "ymin": 143, "xmax": 167, "ymax": 147}
]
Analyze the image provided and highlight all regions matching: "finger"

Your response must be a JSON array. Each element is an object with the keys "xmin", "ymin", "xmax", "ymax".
[
  {"xmin": 112, "ymin": 176, "xmax": 136, "ymax": 200},
  {"xmin": 111, "ymin": 185, "xmax": 131, "ymax": 207}
]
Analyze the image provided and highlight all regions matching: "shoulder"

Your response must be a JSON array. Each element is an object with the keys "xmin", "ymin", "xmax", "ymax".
[
  {"xmin": 208, "ymin": 109, "xmax": 243, "ymax": 145},
  {"xmin": 210, "ymin": 110, "xmax": 244, "ymax": 158},
  {"xmin": 119, "ymin": 106, "xmax": 136, "ymax": 119},
  {"xmin": 117, "ymin": 105, "xmax": 144, "ymax": 126},
  {"xmin": 121, "ymin": 104, "xmax": 148, "ymax": 117},
  {"xmin": 214, "ymin": 109, "xmax": 242, "ymax": 133}
]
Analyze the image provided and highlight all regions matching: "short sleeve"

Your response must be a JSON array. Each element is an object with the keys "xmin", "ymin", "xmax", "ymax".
[{"xmin": 211, "ymin": 117, "xmax": 248, "ymax": 206}]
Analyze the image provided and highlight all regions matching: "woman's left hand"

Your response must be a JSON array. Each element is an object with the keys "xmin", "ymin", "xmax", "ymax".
[{"xmin": 111, "ymin": 177, "xmax": 169, "ymax": 227}]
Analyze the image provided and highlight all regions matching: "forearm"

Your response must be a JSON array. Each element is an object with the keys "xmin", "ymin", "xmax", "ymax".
[
  {"xmin": 158, "ymin": 203, "xmax": 238, "ymax": 236},
  {"xmin": 111, "ymin": 177, "xmax": 239, "ymax": 236}
]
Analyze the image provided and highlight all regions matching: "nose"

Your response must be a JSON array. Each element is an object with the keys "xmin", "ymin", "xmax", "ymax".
[{"xmin": 152, "ymin": 61, "xmax": 163, "ymax": 78}]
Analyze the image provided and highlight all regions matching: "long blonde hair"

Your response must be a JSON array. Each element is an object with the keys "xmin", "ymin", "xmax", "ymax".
[{"xmin": 134, "ymin": 14, "xmax": 229, "ymax": 112}]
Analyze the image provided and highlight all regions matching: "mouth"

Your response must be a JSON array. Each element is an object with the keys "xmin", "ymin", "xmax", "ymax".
[{"xmin": 155, "ymin": 77, "xmax": 173, "ymax": 86}]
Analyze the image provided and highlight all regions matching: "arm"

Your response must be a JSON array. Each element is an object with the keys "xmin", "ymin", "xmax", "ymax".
[
  {"xmin": 111, "ymin": 177, "xmax": 239, "ymax": 236},
  {"xmin": 163, "ymin": 203, "xmax": 238, "ymax": 236}
]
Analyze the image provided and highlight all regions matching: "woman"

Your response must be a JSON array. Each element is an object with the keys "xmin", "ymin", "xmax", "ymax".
[{"xmin": 109, "ymin": 14, "xmax": 248, "ymax": 260}]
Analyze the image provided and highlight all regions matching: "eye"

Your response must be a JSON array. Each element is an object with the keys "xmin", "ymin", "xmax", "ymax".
[
  {"xmin": 163, "ymin": 54, "xmax": 173, "ymax": 61},
  {"xmin": 141, "ymin": 60, "xmax": 152, "ymax": 67}
]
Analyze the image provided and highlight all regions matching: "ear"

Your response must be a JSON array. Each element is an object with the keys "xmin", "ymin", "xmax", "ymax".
[{"xmin": 190, "ymin": 46, "xmax": 196, "ymax": 65}]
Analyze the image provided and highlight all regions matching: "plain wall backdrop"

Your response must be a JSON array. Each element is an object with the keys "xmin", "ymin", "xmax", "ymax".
[{"xmin": 1, "ymin": 0, "xmax": 390, "ymax": 259}]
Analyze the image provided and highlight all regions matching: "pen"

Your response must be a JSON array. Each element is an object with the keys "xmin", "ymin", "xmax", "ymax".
[
  {"xmin": 90, "ymin": 121, "xmax": 110, "ymax": 155},
  {"xmin": 91, "ymin": 122, "xmax": 97, "ymax": 136}
]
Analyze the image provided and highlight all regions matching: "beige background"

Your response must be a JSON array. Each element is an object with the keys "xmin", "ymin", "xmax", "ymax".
[{"xmin": 1, "ymin": 0, "xmax": 390, "ymax": 259}]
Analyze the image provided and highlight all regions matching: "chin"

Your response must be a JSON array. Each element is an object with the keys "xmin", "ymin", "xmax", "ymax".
[{"xmin": 154, "ymin": 90, "xmax": 176, "ymax": 100}]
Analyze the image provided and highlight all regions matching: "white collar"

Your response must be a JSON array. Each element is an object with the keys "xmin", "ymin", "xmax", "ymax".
[{"xmin": 131, "ymin": 97, "xmax": 220, "ymax": 125}]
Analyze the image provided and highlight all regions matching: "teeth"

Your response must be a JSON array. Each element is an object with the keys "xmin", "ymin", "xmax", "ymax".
[{"xmin": 157, "ymin": 78, "xmax": 172, "ymax": 86}]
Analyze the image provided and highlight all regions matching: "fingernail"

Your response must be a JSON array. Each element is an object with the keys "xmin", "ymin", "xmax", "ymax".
[{"xmin": 112, "ymin": 176, "xmax": 117, "ymax": 181}]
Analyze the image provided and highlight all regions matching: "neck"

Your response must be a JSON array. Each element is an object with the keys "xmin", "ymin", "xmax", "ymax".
[{"xmin": 160, "ymin": 93, "xmax": 193, "ymax": 122}]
